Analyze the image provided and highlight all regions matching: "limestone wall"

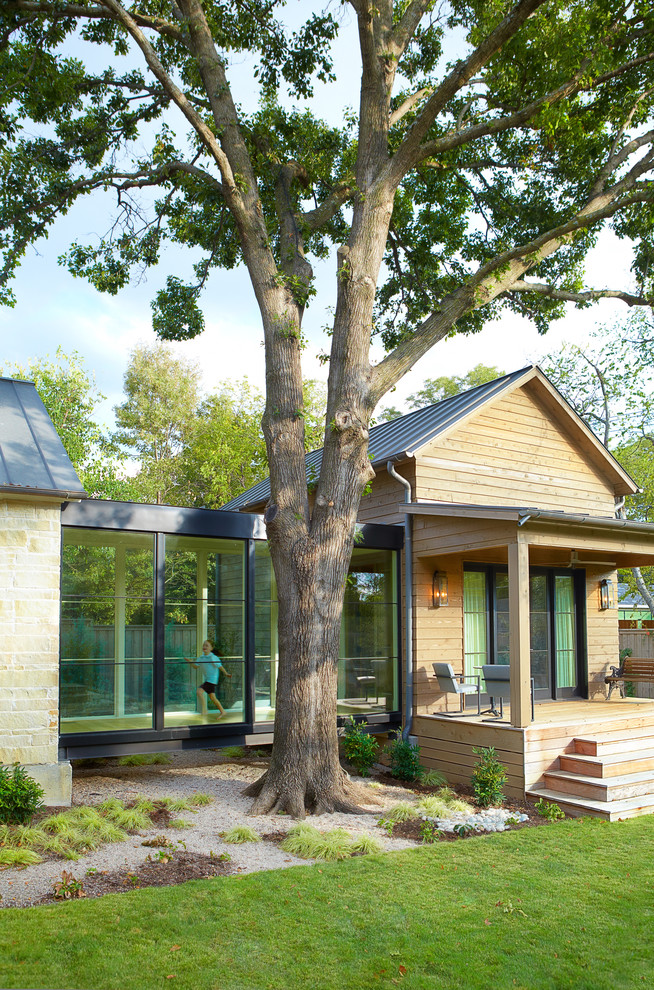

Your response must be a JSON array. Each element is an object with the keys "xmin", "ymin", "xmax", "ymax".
[{"xmin": 0, "ymin": 497, "xmax": 71, "ymax": 804}]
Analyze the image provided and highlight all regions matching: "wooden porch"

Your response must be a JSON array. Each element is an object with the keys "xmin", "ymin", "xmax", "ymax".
[{"xmin": 414, "ymin": 697, "xmax": 654, "ymax": 821}]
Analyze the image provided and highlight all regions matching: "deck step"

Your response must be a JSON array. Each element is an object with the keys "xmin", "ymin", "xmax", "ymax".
[
  {"xmin": 543, "ymin": 768, "xmax": 654, "ymax": 802},
  {"xmin": 559, "ymin": 748, "xmax": 654, "ymax": 778},
  {"xmin": 574, "ymin": 727, "xmax": 654, "ymax": 756},
  {"xmin": 526, "ymin": 786, "xmax": 654, "ymax": 822}
]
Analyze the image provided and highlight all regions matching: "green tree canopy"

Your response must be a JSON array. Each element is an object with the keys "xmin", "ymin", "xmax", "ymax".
[{"xmin": 377, "ymin": 363, "xmax": 505, "ymax": 420}]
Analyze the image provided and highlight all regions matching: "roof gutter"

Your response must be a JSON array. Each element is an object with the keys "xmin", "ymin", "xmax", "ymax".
[{"xmin": 387, "ymin": 460, "xmax": 413, "ymax": 741}]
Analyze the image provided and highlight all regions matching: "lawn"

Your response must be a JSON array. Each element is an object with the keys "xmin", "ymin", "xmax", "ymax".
[{"xmin": 1, "ymin": 815, "xmax": 652, "ymax": 990}]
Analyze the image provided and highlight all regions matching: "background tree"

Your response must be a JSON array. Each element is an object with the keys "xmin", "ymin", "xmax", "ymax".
[
  {"xmin": 378, "ymin": 363, "xmax": 505, "ymax": 421},
  {"xmin": 0, "ymin": 348, "xmax": 130, "ymax": 498},
  {"xmin": 540, "ymin": 314, "xmax": 654, "ymax": 611},
  {"xmin": 3, "ymin": 1, "xmax": 654, "ymax": 816},
  {"xmin": 113, "ymin": 343, "xmax": 201, "ymax": 505}
]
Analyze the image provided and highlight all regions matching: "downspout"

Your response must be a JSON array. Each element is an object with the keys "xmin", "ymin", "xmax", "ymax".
[{"xmin": 387, "ymin": 461, "xmax": 413, "ymax": 740}]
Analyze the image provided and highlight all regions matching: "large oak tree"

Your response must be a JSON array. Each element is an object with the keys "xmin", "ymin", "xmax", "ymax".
[{"xmin": 3, "ymin": 0, "xmax": 654, "ymax": 815}]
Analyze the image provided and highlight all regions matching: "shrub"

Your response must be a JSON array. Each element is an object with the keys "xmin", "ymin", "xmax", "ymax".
[
  {"xmin": 0, "ymin": 764, "xmax": 44, "ymax": 824},
  {"xmin": 419, "ymin": 768, "xmax": 448, "ymax": 788},
  {"xmin": 470, "ymin": 746, "xmax": 507, "ymax": 808},
  {"xmin": 342, "ymin": 718, "xmax": 379, "ymax": 776},
  {"xmin": 535, "ymin": 798, "xmax": 565, "ymax": 821},
  {"xmin": 386, "ymin": 730, "xmax": 422, "ymax": 781}
]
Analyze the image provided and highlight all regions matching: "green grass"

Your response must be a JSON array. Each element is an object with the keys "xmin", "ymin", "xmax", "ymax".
[
  {"xmin": 221, "ymin": 746, "xmax": 247, "ymax": 758},
  {"xmin": 118, "ymin": 753, "xmax": 172, "ymax": 766},
  {"xmin": 221, "ymin": 825, "xmax": 261, "ymax": 844},
  {"xmin": 1, "ymin": 817, "xmax": 653, "ymax": 989}
]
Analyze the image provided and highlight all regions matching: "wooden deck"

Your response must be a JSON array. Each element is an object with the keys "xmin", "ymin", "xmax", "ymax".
[{"xmin": 414, "ymin": 698, "xmax": 654, "ymax": 811}]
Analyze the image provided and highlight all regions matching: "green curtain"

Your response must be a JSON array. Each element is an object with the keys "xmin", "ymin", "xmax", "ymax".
[
  {"xmin": 464, "ymin": 571, "xmax": 488, "ymax": 681},
  {"xmin": 555, "ymin": 575, "xmax": 576, "ymax": 688}
]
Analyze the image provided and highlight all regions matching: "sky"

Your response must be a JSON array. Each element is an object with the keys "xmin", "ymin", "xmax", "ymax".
[{"xmin": 0, "ymin": 4, "xmax": 640, "ymax": 431}]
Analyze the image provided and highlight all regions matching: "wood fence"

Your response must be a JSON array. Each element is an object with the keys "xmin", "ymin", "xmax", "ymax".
[{"xmin": 618, "ymin": 629, "xmax": 654, "ymax": 698}]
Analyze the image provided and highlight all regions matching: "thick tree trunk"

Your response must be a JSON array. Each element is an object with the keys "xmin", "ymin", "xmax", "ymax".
[{"xmin": 244, "ymin": 527, "xmax": 376, "ymax": 817}]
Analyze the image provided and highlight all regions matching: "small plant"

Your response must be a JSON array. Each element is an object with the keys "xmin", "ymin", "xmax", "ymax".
[
  {"xmin": 383, "ymin": 801, "xmax": 418, "ymax": 823},
  {"xmin": 210, "ymin": 850, "xmax": 231, "ymax": 862},
  {"xmin": 0, "ymin": 764, "xmax": 44, "ymax": 824},
  {"xmin": 342, "ymin": 718, "xmax": 379, "ymax": 777},
  {"xmin": 377, "ymin": 817, "xmax": 395, "ymax": 836},
  {"xmin": 350, "ymin": 833, "xmax": 383, "ymax": 855},
  {"xmin": 417, "ymin": 792, "xmax": 473, "ymax": 818},
  {"xmin": 189, "ymin": 793, "xmax": 212, "ymax": 806},
  {"xmin": 221, "ymin": 825, "xmax": 261, "ymax": 844},
  {"xmin": 385, "ymin": 730, "xmax": 422, "ymax": 782},
  {"xmin": 419, "ymin": 821, "xmax": 444, "ymax": 844},
  {"xmin": 52, "ymin": 870, "xmax": 86, "ymax": 900},
  {"xmin": 505, "ymin": 815, "xmax": 520, "ymax": 827},
  {"xmin": 471, "ymin": 746, "xmax": 507, "ymax": 808},
  {"xmin": 148, "ymin": 848, "xmax": 175, "ymax": 864},
  {"xmin": 222, "ymin": 746, "xmax": 247, "ymax": 758},
  {"xmin": 168, "ymin": 818, "xmax": 192, "ymax": 829},
  {"xmin": 453, "ymin": 823, "xmax": 474, "ymax": 837},
  {"xmin": 0, "ymin": 846, "xmax": 43, "ymax": 868},
  {"xmin": 126, "ymin": 871, "xmax": 140, "ymax": 887},
  {"xmin": 118, "ymin": 753, "xmax": 172, "ymax": 766},
  {"xmin": 419, "ymin": 768, "xmax": 448, "ymax": 788},
  {"xmin": 535, "ymin": 798, "xmax": 565, "ymax": 822}
]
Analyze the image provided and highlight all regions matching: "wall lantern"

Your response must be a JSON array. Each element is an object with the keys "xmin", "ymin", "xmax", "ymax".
[
  {"xmin": 432, "ymin": 570, "xmax": 449, "ymax": 608},
  {"xmin": 599, "ymin": 578, "xmax": 616, "ymax": 611}
]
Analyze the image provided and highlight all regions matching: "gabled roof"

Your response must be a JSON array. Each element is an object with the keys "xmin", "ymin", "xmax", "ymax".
[
  {"xmin": 0, "ymin": 377, "xmax": 87, "ymax": 500},
  {"xmin": 222, "ymin": 365, "xmax": 637, "ymax": 511}
]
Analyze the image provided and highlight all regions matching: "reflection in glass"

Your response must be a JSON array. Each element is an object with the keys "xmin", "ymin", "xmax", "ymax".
[
  {"xmin": 163, "ymin": 536, "xmax": 245, "ymax": 727},
  {"xmin": 464, "ymin": 570, "xmax": 487, "ymax": 685},
  {"xmin": 60, "ymin": 530, "xmax": 154, "ymax": 733}
]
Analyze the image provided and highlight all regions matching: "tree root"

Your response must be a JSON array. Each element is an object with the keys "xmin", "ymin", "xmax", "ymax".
[{"xmin": 242, "ymin": 768, "xmax": 382, "ymax": 819}]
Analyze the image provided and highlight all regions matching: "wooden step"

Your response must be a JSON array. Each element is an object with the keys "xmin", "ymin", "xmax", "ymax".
[
  {"xmin": 526, "ymin": 786, "xmax": 654, "ymax": 821},
  {"xmin": 559, "ymin": 749, "xmax": 654, "ymax": 778},
  {"xmin": 574, "ymin": 726, "xmax": 654, "ymax": 756},
  {"xmin": 543, "ymin": 768, "xmax": 654, "ymax": 802}
]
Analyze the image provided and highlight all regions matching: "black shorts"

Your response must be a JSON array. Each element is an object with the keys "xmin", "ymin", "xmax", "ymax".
[{"xmin": 200, "ymin": 681, "xmax": 218, "ymax": 694}]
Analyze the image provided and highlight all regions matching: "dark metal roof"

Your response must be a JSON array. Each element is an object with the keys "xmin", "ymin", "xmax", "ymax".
[
  {"xmin": 0, "ymin": 377, "xmax": 87, "ymax": 499},
  {"xmin": 223, "ymin": 366, "xmax": 533, "ymax": 510}
]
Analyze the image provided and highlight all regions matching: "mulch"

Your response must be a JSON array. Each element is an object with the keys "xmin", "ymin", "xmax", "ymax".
[{"xmin": 36, "ymin": 852, "xmax": 235, "ymax": 904}]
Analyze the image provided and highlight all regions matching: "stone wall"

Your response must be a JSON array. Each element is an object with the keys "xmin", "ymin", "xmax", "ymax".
[{"xmin": 0, "ymin": 497, "xmax": 71, "ymax": 805}]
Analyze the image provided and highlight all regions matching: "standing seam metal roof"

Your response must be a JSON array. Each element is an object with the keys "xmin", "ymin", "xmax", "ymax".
[
  {"xmin": 222, "ymin": 366, "xmax": 532, "ymax": 510},
  {"xmin": 0, "ymin": 377, "xmax": 87, "ymax": 499}
]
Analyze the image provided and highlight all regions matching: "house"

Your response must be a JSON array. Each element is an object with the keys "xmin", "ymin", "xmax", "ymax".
[
  {"xmin": 3, "ymin": 366, "xmax": 654, "ymax": 818},
  {"xmin": 227, "ymin": 366, "xmax": 654, "ymax": 819}
]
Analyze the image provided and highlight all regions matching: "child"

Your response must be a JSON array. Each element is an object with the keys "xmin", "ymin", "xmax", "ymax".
[{"xmin": 185, "ymin": 639, "xmax": 232, "ymax": 718}]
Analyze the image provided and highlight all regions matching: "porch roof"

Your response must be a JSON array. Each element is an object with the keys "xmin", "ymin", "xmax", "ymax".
[{"xmin": 402, "ymin": 501, "xmax": 654, "ymax": 566}]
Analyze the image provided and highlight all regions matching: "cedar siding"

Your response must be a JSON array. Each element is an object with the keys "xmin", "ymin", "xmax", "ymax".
[{"xmin": 414, "ymin": 384, "xmax": 618, "ymax": 516}]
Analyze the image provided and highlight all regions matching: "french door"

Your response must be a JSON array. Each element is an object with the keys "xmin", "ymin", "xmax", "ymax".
[{"xmin": 464, "ymin": 566, "xmax": 585, "ymax": 700}]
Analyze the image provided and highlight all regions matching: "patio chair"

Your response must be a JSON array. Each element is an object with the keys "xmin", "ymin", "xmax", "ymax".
[
  {"xmin": 432, "ymin": 662, "xmax": 481, "ymax": 716},
  {"xmin": 481, "ymin": 664, "xmax": 534, "ymax": 722}
]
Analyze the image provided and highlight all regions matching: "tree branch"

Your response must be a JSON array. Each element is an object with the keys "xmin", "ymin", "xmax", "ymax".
[
  {"xmin": 301, "ymin": 183, "xmax": 353, "ymax": 232},
  {"xmin": 4, "ymin": 0, "xmax": 184, "ymax": 43},
  {"xmin": 507, "ymin": 281, "xmax": 654, "ymax": 309},
  {"xmin": 385, "ymin": 0, "xmax": 547, "ymax": 186},
  {"xmin": 389, "ymin": 87, "xmax": 433, "ymax": 127}
]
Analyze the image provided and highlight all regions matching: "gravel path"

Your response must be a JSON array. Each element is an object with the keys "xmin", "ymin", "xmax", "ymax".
[{"xmin": 0, "ymin": 753, "xmax": 421, "ymax": 909}]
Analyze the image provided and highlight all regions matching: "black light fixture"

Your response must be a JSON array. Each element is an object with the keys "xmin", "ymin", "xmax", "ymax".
[
  {"xmin": 599, "ymin": 578, "xmax": 616, "ymax": 610},
  {"xmin": 432, "ymin": 570, "xmax": 449, "ymax": 608}
]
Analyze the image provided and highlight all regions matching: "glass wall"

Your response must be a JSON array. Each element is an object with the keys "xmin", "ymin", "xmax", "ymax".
[
  {"xmin": 60, "ymin": 519, "xmax": 400, "ymax": 738},
  {"xmin": 60, "ymin": 530, "xmax": 155, "ymax": 733},
  {"xmin": 163, "ymin": 536, "xmax": 245, "ymax": 727}
]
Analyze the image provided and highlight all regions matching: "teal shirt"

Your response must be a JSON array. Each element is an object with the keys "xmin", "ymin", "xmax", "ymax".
[{"xmin": 197, "ymin": 655, "xmax": 225, "ymax": 684}]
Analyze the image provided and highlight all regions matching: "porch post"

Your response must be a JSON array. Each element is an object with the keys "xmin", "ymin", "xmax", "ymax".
[{"xmin": 508, "ymin": 539, "xmax": 531, "ymax": 727}]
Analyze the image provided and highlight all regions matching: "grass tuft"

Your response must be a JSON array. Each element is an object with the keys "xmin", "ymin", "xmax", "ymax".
[
  {"xmin": 221, "ymin": 825, "xmax": 261, "ymax": 844},
  {"xmin": 0, "ymin": 846, "xmax": 43, "ymax": 868},
  {"xmin": 188, "ymin": 793, "xmax": 213, "ymax": 806},
  {"xmin": 419, "ymin": 769, "xmax": 448, "ymax": 787},
  {"xmin": 118, "ymin": 753, "xmax": 172, "ymax": 766},
  {"xmin": 280, "ymin": 824, "xmax": 379, "ymax": 862},
  {"xmin": 168, "ymin": 818, "xmax": 193, "ymax": 829},
  {"xmin": 382, "ymin": 801, "xmax": 418, "ymax": 823},
  {"xmin": 349, "ymin": 833, "xmax": 384, "ymax": 856},
  {"xmin": 222, "ymin": 746, "xmax": 247, "ymax": 759}
]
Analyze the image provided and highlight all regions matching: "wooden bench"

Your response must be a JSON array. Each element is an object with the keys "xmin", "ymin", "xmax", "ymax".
[{"xmin": 605, "ymin": 658, "xmax": 654, "ymax": 699}]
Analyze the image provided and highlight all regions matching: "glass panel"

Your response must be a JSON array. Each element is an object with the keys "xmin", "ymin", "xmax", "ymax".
[
  {"xmin": 338, "ymin": 548, "xmax": 398, "ymax": 717},
  {"xmin": 555, "ymin": 575, "xmax": 576, "ymax": 689},
  {"xmin": 254, "ymin": 545, "xmax": 278, "ymax": 722},
  {"xmin": 495, "ymin": 573, "xmax": 510, "ymax": 665},
  {"xmin": 464, "ymin": 571, "xmax": 488, "ymax": 684},
  {"xmin": 529, "ymin": 574, "xmax": 550, "ymax": 691},
  {"xmin": 163, "ymin": 536, "xmax": 245, "ymax": 727},
  {"xmin": 60, "ymin": 530, "xmax": 154, "ymax": 733}
]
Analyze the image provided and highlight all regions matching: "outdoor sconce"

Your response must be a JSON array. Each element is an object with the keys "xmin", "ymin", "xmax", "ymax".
[
  {"xmin": 432, "ymin": 570, "xmax": 449, "ymax": 608},
  {"xmin": 599, "ymin": 578, "xmax": 616, "ymax": 611}
]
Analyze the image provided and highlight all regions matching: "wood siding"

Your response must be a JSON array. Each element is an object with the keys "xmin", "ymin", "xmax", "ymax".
[
  {"xmin": 415, "ymin": 386, "xmax": 618, "ymax": 515},
  {"xmin": 357, "ymin": 464, "xmax": 414, "ymax": 526}
]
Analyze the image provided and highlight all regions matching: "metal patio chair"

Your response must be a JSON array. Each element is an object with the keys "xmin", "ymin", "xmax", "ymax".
[
  {"xmin": 432, "ymin": 662, "xmax": 481, "ymax": 716},
  {"xmin": 481, "ymin": 664, "xmax": 535, "ymax": 722}
]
